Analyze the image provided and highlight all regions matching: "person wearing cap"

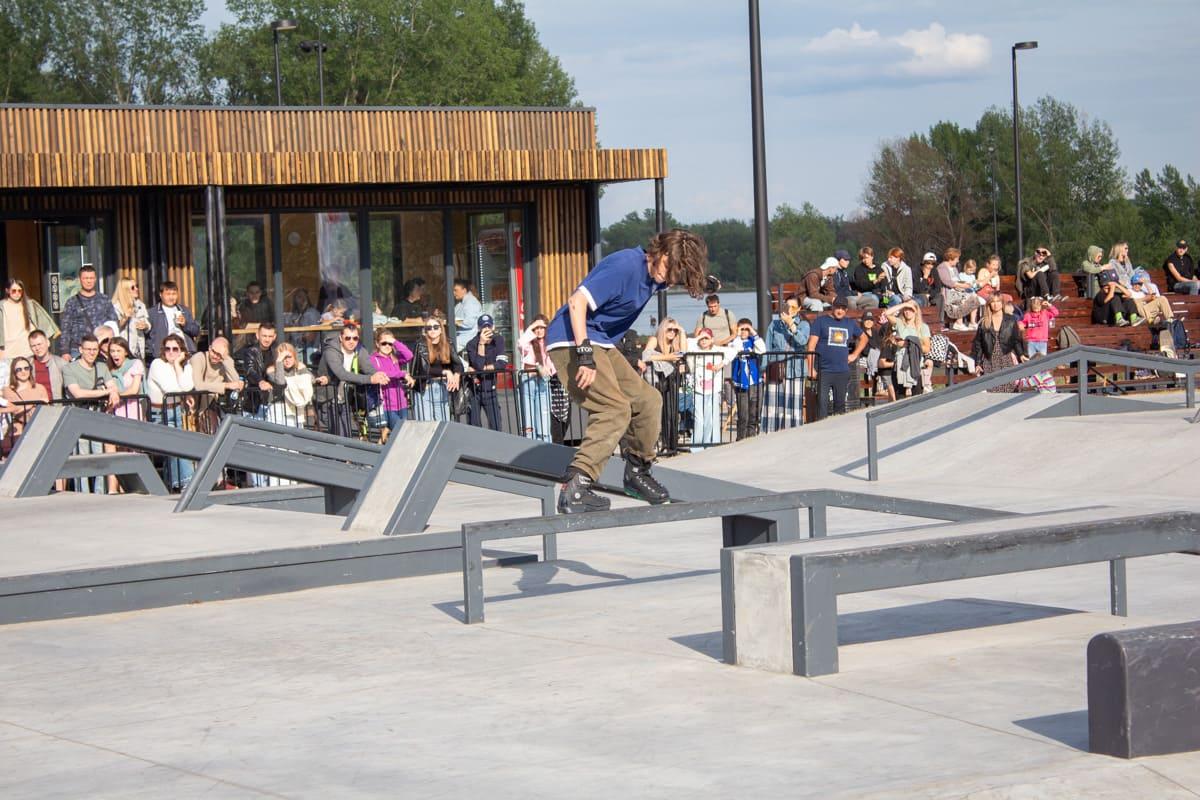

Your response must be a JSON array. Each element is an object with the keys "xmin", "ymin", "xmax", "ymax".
[
  {"xmin": 913, "ymin": 252, "xmax": 938, "ymax": 306},
  {"xmin": 1091, "ymin": 261, "xmax": 1141, "ymax": 328},
  {"xmin": 806, "ymin": 299, "xmax": 869, "ymax": 421},
  {"xmin": 1129, "ymin": 270, "xmax": 1175, "ymax": 335},
  {"xmin": 545, "ymin": 229, "xmax": 715, "ymax": 513},
  {"xmin": 799, "ymin": 258, "xmax": 839, "ymax": 311},
  {"xmin": 831, "ymin": 248, "xmax": 878, "ymax": 310},
  {"xmin": 1016, "ymin": 246, "xmax": 1060, "ymax": 300},
  {"xmin": 464, "ymin": 313, "xmax": 508, "ymax": 431},
  {"xmin": 1164, "ymin": 240, "xmax": 1199, "ymax": 295},
  {"xmin": 685, "ymin": 326, "xmax": 734, "ymax": 449}
]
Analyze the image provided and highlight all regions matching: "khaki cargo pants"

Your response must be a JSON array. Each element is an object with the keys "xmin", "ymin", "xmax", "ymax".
[{"xmin": 549, "ymin": 346, "xmax": 661, "ymax": 480}]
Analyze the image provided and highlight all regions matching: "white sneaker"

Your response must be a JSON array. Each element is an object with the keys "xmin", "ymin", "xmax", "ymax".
[{"xmin": 951, "ymin": 322, "xmax": 971, "ymax": 332}]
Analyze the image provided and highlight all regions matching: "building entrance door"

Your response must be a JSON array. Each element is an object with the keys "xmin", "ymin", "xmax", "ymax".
[{"xmin": 42, "ymin": 218, "xmax": 106, "ymax": 316}]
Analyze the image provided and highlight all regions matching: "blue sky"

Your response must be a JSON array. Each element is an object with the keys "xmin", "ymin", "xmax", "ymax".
[{"xmin": 203, "ymin": 1, "xmax": 1200, "ymax": 227}]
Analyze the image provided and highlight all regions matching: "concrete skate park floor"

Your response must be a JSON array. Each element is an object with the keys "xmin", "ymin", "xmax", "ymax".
[{"xmin": 3, "ymin": 392, "xmax": 1200, "ymax": 797}]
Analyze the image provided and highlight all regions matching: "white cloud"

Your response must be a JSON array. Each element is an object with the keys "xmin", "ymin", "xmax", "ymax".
[
  {"xmin": 802, "ymin": 23, "xmax": 881, "ymax": 53},
  {"xmin": 794, "ymin": 21, "xmax": 991, "ymax": 84}
]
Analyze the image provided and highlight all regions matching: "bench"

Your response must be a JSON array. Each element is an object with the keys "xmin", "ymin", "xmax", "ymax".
[
  {"xmin": 459, "ymin": 490, "xmax": 1014, "ymax": 623},
  {"xmin": 721, "ymin": 509, "xmax": 1200, "ymax": 677}
]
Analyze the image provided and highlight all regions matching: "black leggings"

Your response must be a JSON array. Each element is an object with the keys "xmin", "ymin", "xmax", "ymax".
[{"xmin": 1092, "ymin": 292, "xmax": 1136, "ymax": 325}]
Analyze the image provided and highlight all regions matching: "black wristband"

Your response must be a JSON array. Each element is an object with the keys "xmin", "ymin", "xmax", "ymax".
[{"xmin": 574, "ymin": 340, "xmax": 595, "ymax": 368}]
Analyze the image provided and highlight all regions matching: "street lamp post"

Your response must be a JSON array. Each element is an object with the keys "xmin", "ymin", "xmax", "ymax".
[
  {"xmin": 988, "ymin": 145, "xmax": 999, "ymax": 257},
  {"xmin": 299, "ymin": 39, "xmax": 329, "ymax": 106},
  {"xmin": 748, "ymin": 0, "xmax": 771, "ymax": 333},
  {"xmin": 271, "ymin": 19, "xmax": 299, "ymax": 106},
  {"xmin": 1011, "ymin": 41, "xmax": 1037, "ymax": 267}
]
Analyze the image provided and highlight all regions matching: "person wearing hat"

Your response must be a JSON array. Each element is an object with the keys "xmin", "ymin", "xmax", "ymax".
[
  {"xmin": 464, "ymin": 313, "xmax": 508, "ymax": 431},
  {"xmin": 799, "ymin": 257, "xmax": 839, "ymax": 312},
  {"xmin": 1016, "ymin": 245, "xmax": 1060, "ymax": 300},
  {"xmin": 1164, "ymin": 240, "xmax": 1199, "ymax": 295},
  {"xmin": 685, "ymin": 326, "xmax": 734, "ymax": 449},
  {"xmin": 545, "ymin": 229, "xmax": 716, "ymax": 513},
  {"xmin": 805, "ymin": 299, "xmax": 869, "ymax": 421},
  {"xmin": 1129, "ymin": 269, "xmax": 1175, "ymax": 333},
  {"xmin": 913, "ymin": 252, "xmax": 938, "ymax": 306}
]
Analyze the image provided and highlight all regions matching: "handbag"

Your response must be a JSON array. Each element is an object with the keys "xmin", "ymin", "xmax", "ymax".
[
  {"xmin": 766, "ymin": 358, "xmax": 788, "ymax": 385},
  {"xmin": 450, "ymin": 377, "xmax": 473, "ymax": 417},
  {"xmin": 549, "ymin": 375, "xmax": 570, "ymax": 422}
]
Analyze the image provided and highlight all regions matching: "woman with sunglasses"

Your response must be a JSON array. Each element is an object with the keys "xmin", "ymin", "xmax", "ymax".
[
  {"xmin": 2, "ymin": 356, "xmax": 49, "ymax": 457},
  {"xmin": 408, "ymin": 317, "xmax": 462, "ymax": 421},
  {"xmin": 1, "ymin": 278, "xmax": 59, "ymax": 359},
  {"xmin": 368, "ymin": 327, "xmax": 415, "ymax": 435},
  {"xmin": 147, "ymin": 334, "xmax": 196, "ymax": 490},
  {"xmin": 111, "ymin": 278, "xmax": 151, "ymax": 360},
  {"xmin": 517, "ymin": 315, "xmax": 555, "ymax": 441},
  {"xmin": 642, "ymin": 318, "xmax": 689, "ymax": 454}
]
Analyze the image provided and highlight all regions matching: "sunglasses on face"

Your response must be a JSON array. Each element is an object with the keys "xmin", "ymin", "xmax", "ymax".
[
  {"xmin": 163, "ymin": 346, "xmax": 181, "ymax": 352},
  {"xmin": 342, "ymin": 336, "xmax": 359, "ymax": 342},
  {"xmin": 425, "ymin": 324, "xmax": 441, "ymax": 331},
  {"xmin": 379, "ymin": 341, "xmax": 395, "ymax": 348},
  {"xmin": 14, "ymin": 365, "xmax": 31, "ymax": 372}
]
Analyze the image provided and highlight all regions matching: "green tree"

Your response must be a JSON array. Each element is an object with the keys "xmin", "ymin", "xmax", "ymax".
[
  {"xmin": 692, "ymin": 218, "xmax": 753, "ymax": 287},
  {"xmin": 0, "ymin": 0, "xmax": 53, "ymax": 102},
  {"xmin": 203, "ymin": 0, "xmax": 577, "ymax": 106},
  {"xmin": 600, "ymin": 209, "xmax": 682, "ymax": 255},
  {"xmin": 769, "ymin": 202, "xmax": 836, "ymax": 282},
  {"xmin": 39, "ymin": 0, "xmax": 208, "ymax": 103}
]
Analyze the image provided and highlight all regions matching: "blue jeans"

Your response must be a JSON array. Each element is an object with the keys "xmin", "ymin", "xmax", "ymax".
[
  {"xmin": 413, "ymin": 381, "xmax": 449, "ymax": 421},
  {"xmin": 1027, "ymin": 341, "xmax": 1048, "ymax": 357},
  {"xmin": 1173, "ymin": 281, "xmax": 1200, "ymax": 296},
  {"xmin": 386, "ymin": 409, "xmax": 408, "ymax": 430},
  {"xmin": 518, "ymin": 375, "xmax": 552, "ymax": 442},
  {"xmin": 692, "ymin": 390, "xmax": 721, "ymax": 448},
  {"xmin": 153, "ymin": 405, "xmax": 194, "ymax": 491}
]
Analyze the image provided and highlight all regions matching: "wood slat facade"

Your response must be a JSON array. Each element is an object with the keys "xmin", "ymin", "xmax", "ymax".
[{"xmin": 0, "ymin": 104, "xmax": 665, "ymax": 332}]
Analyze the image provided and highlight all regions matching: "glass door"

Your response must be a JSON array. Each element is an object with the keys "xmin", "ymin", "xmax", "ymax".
[
  {"xmin": 42, "ymin": 218, "xmax": 105, "ymax": 316},
  {"xmin": 467, "ymin": 210, "xmax": 524, "ymax": 357}
]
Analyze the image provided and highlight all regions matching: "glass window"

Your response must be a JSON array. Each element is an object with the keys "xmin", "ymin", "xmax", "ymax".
[
  {"xmin": 370, "ymin": 211, "xmax": 444, "ymax": 325},
  {"xmin": 227, "ymin": 215, "xmax": 273, "ymax": 329},
  {"xmin": 452, "ymin": 209, "xmax": 524, "ymax": 357},
  {"xmin": 280, "ymin": 211, "xmax": 359, "ymax": 325}
]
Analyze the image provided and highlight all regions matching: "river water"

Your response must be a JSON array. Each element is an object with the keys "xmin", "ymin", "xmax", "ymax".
[{"xmin": 632, "ymin": 290, "xmax": 765, "ymax": 335}]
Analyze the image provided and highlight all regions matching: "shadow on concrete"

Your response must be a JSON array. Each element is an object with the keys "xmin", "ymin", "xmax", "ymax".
[
  {"xmin": 670, "ymin": 597, "xmax": 1081, "ymax": 663},
  {"xmin": 833, "ymin": 393, "xmax": 1036, "ymax": 481},
  {"xmin": 433, "ymin": 564, "xmax": 718, "ymax": 622},
  {"xmin": 1013, "ymin": 709, "xmax": 1089, "ymax": 751},
  {"xmin": 837, "ymin": 597, "xmax": 1080, "ymax": 645}
]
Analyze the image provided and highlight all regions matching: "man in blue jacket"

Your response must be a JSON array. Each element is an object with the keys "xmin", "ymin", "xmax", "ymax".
[
  {"xmin": 464, "ymin": 313, "xmax": 508, "ymax": 431},
  {"xmin": 545, "ymin": 229, "xmax": 713, "ymax": 513}
]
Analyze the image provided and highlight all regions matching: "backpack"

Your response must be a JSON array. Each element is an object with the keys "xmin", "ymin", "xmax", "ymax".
[
  {"xmin": 1056, "ymin": 325, "xmax": 1081, "ymax": 350},
  {"xmin": 1171, "ymin": 319, "xmax": 1189, "ymax": 352}
]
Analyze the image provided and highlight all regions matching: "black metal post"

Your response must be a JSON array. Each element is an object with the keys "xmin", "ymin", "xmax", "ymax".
[
  {"xmin": 748, "ymin": 0, "xmax": 772, "ymax": 334},
  {"xmin": 316, "ymin": 41, "xmax": 325, "ymax": 106},
  {"xmin": 654, "ymin": 177, "xmax": 667, "ymax": 324},
  {"xmin": 988, "ymin": 146, "xmax": 999, "ymax": 257},
  {"xmin": 273, "ymin": 30, "xmax": 283, "ymax": 106},
  {"xmin": 1012, "ymin": 41, "xmax": 1037, "ymax": 267}
]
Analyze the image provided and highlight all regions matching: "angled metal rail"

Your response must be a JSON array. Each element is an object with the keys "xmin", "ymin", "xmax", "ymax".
[{"xmin": 866, "ymin": 344, "xmax": 1200, "ymax": 481}]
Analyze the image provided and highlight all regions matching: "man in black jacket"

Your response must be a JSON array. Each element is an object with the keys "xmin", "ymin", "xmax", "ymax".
[
  {"xmin": 1164, "ymin": 240, "xmax": 1199, "ymax": 295},
  {"xmin": 235, "ymin": 322, "xmax": 281, "ymax": 417},
  {"xmin": 849, "ymin": 246, "xmax": 886, "ymax": 309}
]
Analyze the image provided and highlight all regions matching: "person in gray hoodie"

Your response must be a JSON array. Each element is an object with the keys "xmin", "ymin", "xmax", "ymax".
[{"xmin": 1080, "ymin": 245, "xmax": 1106, "ymax": 298}]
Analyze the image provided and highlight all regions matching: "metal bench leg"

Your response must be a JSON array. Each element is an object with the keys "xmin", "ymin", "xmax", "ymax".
[
  {"xmin": 463, "ymin": 530, "xmax": 485, "ymax": 625},
  {"xmin": 540, "ymin": 485, "xmax": 558, "ymax": 561},
  {"xmin": 1109, "ymin": 558, "xmax": 1127, "ymax": 616},
  {"xmin": 808, "ymin": 503, "xmax": 828, "ymax": 538},
  {"xmin": 790, "ymin": 556, "xmax": 839, "ymax": 676}
]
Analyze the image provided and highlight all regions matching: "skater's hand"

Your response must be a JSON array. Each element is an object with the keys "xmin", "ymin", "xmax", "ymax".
[{"xmin": 576, "ymin": 365, "xmax": 596, "ymax": 390}]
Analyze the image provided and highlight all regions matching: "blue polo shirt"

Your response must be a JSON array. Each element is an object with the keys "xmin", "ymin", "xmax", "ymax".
[
  {"xmin": 810, "ymin": 314, "xmax": 863, "ymax": 373},
  {"xmin": 546, "ymin": 247, "xmax": 665, "ymax": 348}
]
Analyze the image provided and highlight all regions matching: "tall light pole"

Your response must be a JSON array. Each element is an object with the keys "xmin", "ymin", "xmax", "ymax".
[
  {"xmin": 748, "ymin": 0, "xmax": 771, "ymax": 333},
  {"xmin": 299, "ymin": 39, "xmax": 329, "ymax": 106},
  {"xmin": 988, "ymin": 144, "xmax": 999, "ymax": 257},
  {"xmin": 1011, "ymin": 40, "xmax": 1037, "ymax": 266},
  {"xmin": 271, "ymin": 19, "xmax": 299, "ymax": 106}
]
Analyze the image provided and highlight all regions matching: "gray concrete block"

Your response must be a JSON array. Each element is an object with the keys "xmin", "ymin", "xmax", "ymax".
[{"xmin": 1088, "ymin": 621, "xmax": 1200, "ymax": 758}]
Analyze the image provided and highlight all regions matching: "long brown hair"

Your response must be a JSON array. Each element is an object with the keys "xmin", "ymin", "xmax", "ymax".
[
  {"xmin": 4, "ymin": 279, "xmax": 32, "ymax": 331},
  {"xmin": 645, "ymin": 229, "xmax": 709, "ymax": 298},
  {"xmin": 7, "ymin": 356, "xmax": 34, "ymax": 390},
  {"xmin": 423, "ymin": 318, "xmax": 450, "ymax": 364},
  {"xmin": 530, "ymin": 314, "xmax": 549, "ymax": 364}
]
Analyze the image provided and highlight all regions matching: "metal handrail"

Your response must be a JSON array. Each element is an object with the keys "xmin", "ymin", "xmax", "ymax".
[{"xmin": 865, "ymin": 344, "xmax": 1200, "ymax": 481}]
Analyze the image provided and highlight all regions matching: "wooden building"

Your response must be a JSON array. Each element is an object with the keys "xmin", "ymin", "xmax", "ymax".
[{"xmin": 0, "ymin": 104, "xmax": 666, "ymax": 348}]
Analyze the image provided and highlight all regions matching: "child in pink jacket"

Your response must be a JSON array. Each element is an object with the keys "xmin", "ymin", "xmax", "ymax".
[{"xmin": 1019, "ymin": 296, "xmax": 1059, "ymax": 356}]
